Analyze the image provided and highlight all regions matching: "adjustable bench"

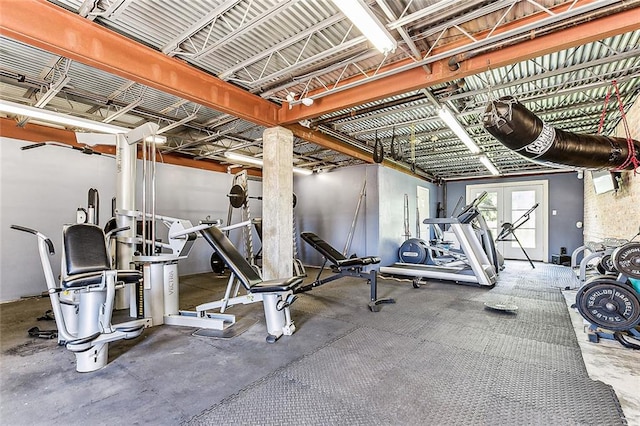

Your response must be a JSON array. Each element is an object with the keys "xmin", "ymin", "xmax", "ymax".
[
  {"xmin": 199, "ymin": 226, "xmax": 302, "ymax": 343},
  {"xmin": 299, "ymin": 232, "xmax": 395, "ymax": 312}
]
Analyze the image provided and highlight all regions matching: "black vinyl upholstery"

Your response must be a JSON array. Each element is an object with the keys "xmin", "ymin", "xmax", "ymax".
[
  {"xmin": 300, "ymin": 232, "xmax": 380, "ymax": 267},
  {"xmin": 62, "ymin": 224, "xmax": 141, "ymax": 289},
  {"xmin": 200, "ymin": 226, "xmax": 301, "ymax": 293}
]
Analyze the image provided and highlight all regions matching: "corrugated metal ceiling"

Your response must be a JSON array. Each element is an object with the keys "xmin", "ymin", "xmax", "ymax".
[{"xmin": 0, "ymin": 0, "xmax": 638, "ymax": 180}]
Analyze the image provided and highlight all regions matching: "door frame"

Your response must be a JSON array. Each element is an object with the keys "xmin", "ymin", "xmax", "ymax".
[{"xmin": 466, "ymin": 180, "xmax": 549, "ymax": 262}]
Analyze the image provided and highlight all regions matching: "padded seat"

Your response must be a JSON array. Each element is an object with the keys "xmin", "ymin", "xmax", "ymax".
[
  {"xmin": 63, "ymin": 270, "xmax": 142, "ymax": 289},
  {"xmin": 300, "ymin": 232, "xmax": 380, "ymax": 268},
  {"xmin": 250, "ymin": 276, "xmax": 301, "ymax": 293}
]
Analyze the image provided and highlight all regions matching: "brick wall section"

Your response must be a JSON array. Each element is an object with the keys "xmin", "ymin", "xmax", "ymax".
[{"xmin": 583, "ymin": 96, "xmax": 640, "ymax": 242}]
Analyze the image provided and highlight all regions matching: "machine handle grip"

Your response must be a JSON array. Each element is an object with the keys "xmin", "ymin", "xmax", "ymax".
[
  {"xmin": 20, "ymin": 142, "xmax": 46, "ymax": 150},
  {"xmin": 11, "ymin": 225, "xmax": 55, "ymax": 254},
  {"xmin": 10, "ymin": 224, "xmax": 38, "ymax": 234},
  {"xmin": 44, "ymin": 239, "xmax": 55, "ymax": 255}
]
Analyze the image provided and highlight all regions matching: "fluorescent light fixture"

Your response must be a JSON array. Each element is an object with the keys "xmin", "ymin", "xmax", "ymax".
[
  {"xmin": 224, "ymin": 151, "xmax": 313, "ymax": 175},
  {"xmin": 224, "ymin": 151, "xmax": 264, "ymax": 167},
  {"xmin": 293, "ymin": 166, "xmax": 313, "ymax": 176},
  {"xmin": 331, "ymin": 0, "xmax": 397, "ymax": 54},
  {"xmin": 0, "ymin": 99, "xmax": 125, "ymax": 134},
  {"xmin": 479, "ymin": 155, "xmax": 500, "ymax": 176},
  {"xmin": 438, "ymin": 106, "xmax": 481, "ymax": 154}
]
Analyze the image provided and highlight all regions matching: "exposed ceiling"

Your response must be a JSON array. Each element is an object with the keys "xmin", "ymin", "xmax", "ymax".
[{"xmin": 1, "ymin": 0, "xmax": 639, "ymax": 181}]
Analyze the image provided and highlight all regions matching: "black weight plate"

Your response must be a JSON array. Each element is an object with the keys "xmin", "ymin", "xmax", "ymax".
[
  {"xmin": 210, "ymin": 252, "xmax": 226, "ymax": 274},
  {"xmin": 575, "ymin": 277, "xmax": 640, "ymax": 331},
  {"xmin": 612, "ymin": 242, "xmax": 640, "ymax": 279},
  {"xmin": 228, "ymin": 184, "xmax": 247, "ymax": 208},
  {"xmin": 601, "ymin": 254, "xmax": 616, "ymax": 273},
  {"xmin": 399, "ymin": 238, "xmax": 429, "ymax": 264},
  {"xmin": 292, "ymin": 192, "xmax": 297, "ymax": 209}
]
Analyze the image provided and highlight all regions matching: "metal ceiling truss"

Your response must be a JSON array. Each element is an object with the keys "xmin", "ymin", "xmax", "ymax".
[
  {"xmin": 1, "ymin": 0, "xmax": 639, "ymax": 180},
  {"xmin": 280, "ymin": 0, "xmax": 626, "ymax": 107}
]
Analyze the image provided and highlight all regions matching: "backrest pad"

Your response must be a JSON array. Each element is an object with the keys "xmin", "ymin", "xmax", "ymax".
[
  {"xmin": 300, "ymin": 232, "xmax": 347, "ymax": 264},
  {"xmin": 200, "ymin": 226, "xmax": 262, "ymax": 289},
  {"xmin": 63, "ymin": 224, "xmax": 110, "ymax": 276}
]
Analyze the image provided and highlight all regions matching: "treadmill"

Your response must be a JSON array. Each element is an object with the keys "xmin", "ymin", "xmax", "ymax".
[{"xmin": 380, "ymin": 192, "xmax": 498, "ymax": 287}]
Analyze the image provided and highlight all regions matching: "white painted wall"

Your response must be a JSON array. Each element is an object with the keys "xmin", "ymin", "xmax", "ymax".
[{"xmin": 1, "ymin": 136, "xmax": 260, "ymax": 302}]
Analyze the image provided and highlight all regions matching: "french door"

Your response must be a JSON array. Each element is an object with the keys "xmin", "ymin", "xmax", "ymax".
[{"xmin": 466, "ymin": 181, "xmax": 548, "ymax": 262}]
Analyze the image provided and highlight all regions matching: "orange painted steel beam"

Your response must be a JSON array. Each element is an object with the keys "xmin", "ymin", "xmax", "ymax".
[
  {"xmin": 287, "ymin": 123, "xmax": 432, "ymax": 180},
  {"xmin": 279, "ymin": 6, "xmax": 640, "ymax": 124},
  {"xmin": 0, "ymin": 118, "xmax": 264, "ymax": 176},
  {"xmin": 287, "ymin": 123, "xmax": 374, "ymax": 164},
  {"xmin": 0, "ymin": 0, "xmax": 279, "ymax": 128}
]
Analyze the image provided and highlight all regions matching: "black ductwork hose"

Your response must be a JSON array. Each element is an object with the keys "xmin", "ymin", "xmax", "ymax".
[{"xmin": 483, "ymin": 96, "xmax": 640, "ymax": 170}]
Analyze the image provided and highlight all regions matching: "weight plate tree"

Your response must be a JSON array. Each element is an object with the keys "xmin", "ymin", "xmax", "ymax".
[{"xmin": 576, "ymin": 276, "xmax": 640, "ymax": 331}]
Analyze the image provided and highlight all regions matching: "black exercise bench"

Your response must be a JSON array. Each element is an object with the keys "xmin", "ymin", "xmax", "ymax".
[
  {"xmin": 200, "ymin": 225, "xmax": 302, "ymax": 342},
  {"xmin": 299, "ymin": 232, "xmax": 395, "ymax": 312}
]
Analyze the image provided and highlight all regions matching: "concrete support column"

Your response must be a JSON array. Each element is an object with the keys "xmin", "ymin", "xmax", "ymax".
[{"xmin": 262, "ymin": 127, "xmax": 293, "ymax": 280}]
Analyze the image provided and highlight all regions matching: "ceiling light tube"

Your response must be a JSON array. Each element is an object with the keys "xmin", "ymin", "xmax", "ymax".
[
  {"xmin": 224, "ymin": 151, "xmax": 265, "ymax": 167},
  {"xmin": 224, "ymin": 151, "xmax": 313, "ymax": 175},
  {"xmin": 479, "ymin": 155, "xmax": 500, "ymax": 176},
  {"xmin": 330, "ymin": 0, "xmax": 397, "ymax": 54},
  {"xmin": 438, "ymin": 106, "xmax": 481, "ymax": 154},
  {"xmin": 292, "ymin": 166, "xmax": 313, "ymax": 176},
  {"xmin": 0, "ymin": 99, "xmax": 125, "ymax": 134}
]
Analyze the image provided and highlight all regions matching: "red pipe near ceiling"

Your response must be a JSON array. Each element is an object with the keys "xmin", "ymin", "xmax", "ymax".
[{"xmin": 483, "ymin": 97, "xmax": 640, "ymax": 170}]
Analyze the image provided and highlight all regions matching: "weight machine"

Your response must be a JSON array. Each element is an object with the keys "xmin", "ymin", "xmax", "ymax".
[
  {"xmin": 113, "ymin": 148, "xmax": 302, "ymax": 340},
  {"xmin": 380, "ymin": 192, "xmax": 498, "ymax": 287},
  {"xmin": 496, "ymin": 203, "xmax": 539, "ymax": 268}
]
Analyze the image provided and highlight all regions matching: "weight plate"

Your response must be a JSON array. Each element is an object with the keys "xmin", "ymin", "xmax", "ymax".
[
  {"xmin": 575, "ymin": 277, "xmax": 640, "ymax": 331},
  {"xmin": 210, "ymin": 252, "xmax": 226, "ymax": 274},
  {"xmin": 612, "ymin": 242, "xmax": 640, "ymax": 279},
  {"xmin": 292, "ymin": 192, "xmax": 297, "ymax": 209},
  {"xmin": 228, "ymin": 184, "xmax": 247, "ymax": 208},
  {"xmin": 601, "ymin": 254, "xmax": 616, "ymax": 273}
]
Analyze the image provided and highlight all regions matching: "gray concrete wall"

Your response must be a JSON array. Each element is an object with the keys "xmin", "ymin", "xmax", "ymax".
[
  {"xmin": 376, "ymin": 166, "xmax": 440, "ymax": 266},
  {"xmin": 293, "ymin": 164, "xmax": 439, "ymax": 267},
  {"xmin": 294, "ymin": 165, "xmax": 370, "ymax": 266},
  {"xmin": 0, "ymin": 136, "xmax": 257, "ymax": 302}
]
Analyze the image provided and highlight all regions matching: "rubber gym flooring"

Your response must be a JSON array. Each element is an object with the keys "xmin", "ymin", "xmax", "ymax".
[{"xmin": 0, "ymin": 261, "xmax": 630, "ymax": 425}]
